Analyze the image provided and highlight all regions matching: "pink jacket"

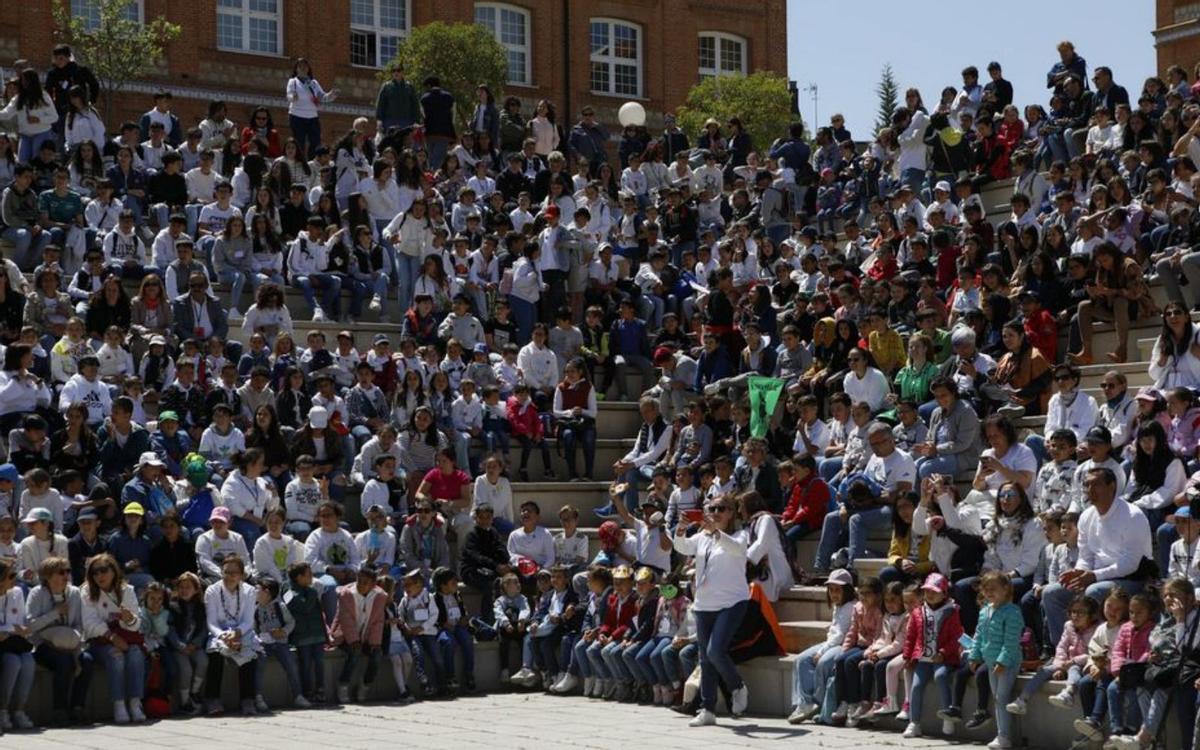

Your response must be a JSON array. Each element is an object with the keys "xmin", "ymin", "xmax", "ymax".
[
  {"xmin": 842, "ymin": 600, "xmax": 884, "ymax": 649},
  {"xmin": 866, "ymin": 610, "xmax": 909, "ymax": 660},
  {"xmin": 1108, "ymin": 620, "xmax": 1153, "ymax": 674},
  {"xmin": 1052, "ymin": 621, "xmax": 1097, "ymax": 672},
  {"xmin": 328, "ymin": 583, "xmax": 387, "ymax": 647},
  {"xmin": 1169, "ymin": 406, "xmax": 1200, "ymax": 459}
]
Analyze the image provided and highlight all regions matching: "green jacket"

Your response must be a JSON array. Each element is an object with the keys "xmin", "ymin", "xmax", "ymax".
[
  {"xmin": 375, "ymin": 78, "xmax": 421, "ymax": 128},
  {"xmin": 286, "ymin": 585, "xmax": 328, "ymax": 646},
  {"xmin": 968, "ymin": 601, "xmax": 1023, "ymax": 669}
]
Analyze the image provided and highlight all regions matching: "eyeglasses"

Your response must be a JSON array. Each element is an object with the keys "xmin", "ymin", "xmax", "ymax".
[
  {"xmin": 706, "ymin": 505, "xmax": 730, "ymax": 513},
  {"xmin": 998, "ymin": 491, "xmax": 1020, "ymax": 500},
  {"xmin": 1166, "ymin": 309, "xmax": 1187, "ymax": 318}
]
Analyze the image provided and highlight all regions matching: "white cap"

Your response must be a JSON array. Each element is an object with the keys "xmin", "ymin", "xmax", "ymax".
[
  {"xmin": 934, "ymin": 180, "xmax": 951, "ymax": 194},
  {"xmin": 137, "ymin": 451, "xmax": 165, "ymax": 469},
  {"xmin": 309, "ymin": 405, "xmax": 329, "ymax": 428}
]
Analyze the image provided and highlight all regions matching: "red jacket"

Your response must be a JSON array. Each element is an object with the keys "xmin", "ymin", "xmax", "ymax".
[
  {"xmin": 902, "ymin": 601, "xmax": 964, "ymax": 667},
  {"xmin": 506, "ymin": 396, "xmax": 544, "ymax": 439},
  {"xmin": 239, "ymin": 126, "xmax": 283, "ymax": 158},
  {"xmin": 781, "ymin": 473, "xmax": 831, "ymax": 529},
  {"xmin": 599, "ymin": 591, "xmax": 638, "ymax": 640},
  {"xmin": 1023, "ymin": 308, "xmax": 1057, "ymax": 363},
  {"xmin": 997, "ymin": 120, "xmax": 1025, "ymax": 151}
]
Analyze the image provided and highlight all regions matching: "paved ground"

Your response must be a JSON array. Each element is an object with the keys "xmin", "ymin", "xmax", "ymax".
[{"xmin": 9, "ymin": 694, "xmax": 996, "ymax": 749}]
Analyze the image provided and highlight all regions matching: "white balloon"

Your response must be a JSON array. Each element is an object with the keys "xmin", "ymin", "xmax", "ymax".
[{"xmin": 618, "ymin": 101, "xmax": 645, "ymax": 127}]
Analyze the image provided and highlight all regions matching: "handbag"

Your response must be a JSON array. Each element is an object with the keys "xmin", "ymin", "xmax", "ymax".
[
  {"xmin": 1117, "ymin": 662, "xmax": 1147, "ymax": 689},
  {"xmin": 0, "ymin": 633, "xmax": 32, "ymax": 653},
  {"xmin": 39, "ymin": 625, "xmax": 82, "ymax": 651}
]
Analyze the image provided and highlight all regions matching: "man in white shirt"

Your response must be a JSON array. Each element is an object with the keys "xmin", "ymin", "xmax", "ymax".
[
  {"xmin": 184, "ymin": 150, "xmax": 218, "ymax": 236},
  {"xmin": 1042, "ymin": 466, "xmax": 1151, "ymax": 646}
]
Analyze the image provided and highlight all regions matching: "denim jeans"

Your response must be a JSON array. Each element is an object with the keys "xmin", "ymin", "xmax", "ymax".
[
  {"xmin": 0, "ymin": 650, "xmax": 35, "ymax": 711},
  {"xmin": 426, "ymin": 136, "xmax": 452, "ymax": 171},
  {"xmin": 395, "ymin": 253, "xmax": 422, "ymax": 313},
  {"xmin": 257, "ymin": 641, "xmax": 302, "ymax": 699},
  {"xmin": 909, "ymin": 661, "xmax": 953, "ymax": 728},
  {"xmin": 695, "ymin": 599, "xmax": 748, "ymax": 712},
  {"xmin": 601, "ymin": 640, "xmax": 632, "ymax": 681},
  {"xmin": 437, "ymin": 623, "xmax": 475, "ymax": 680},
  {"xmin": 560, "ymin": 422, "xmax": 596, "ymax": 479},
  {"xmin": 292, "ymin": 273, "xmax": 342, "ymax": 316},
  {"xmin": 1106, "ymin": 678, "xmax": 1144, "ymax": 733},
  {"xmin": 1079, "ymin": 672, "xmax": 1110, "ymax": 723},
  {"xmin": 988, "ymin": 665, "xmax": 1018, "ymax": 741},
  {"xmin": 813, "ymin": 506, "xmax": 893, "ymax": 571},
  {"xmin": 621, "ymin": 640, "xmax": 651, "ymax": 683},
  {"xmin": 90, "ymin": 642, "xmax": 146, "ymax": 701},
  {"xmin": 18, "ymin": 130, "xmax": 54, "ymax": 163},
  {"xmin": 295, "ymin": 642, "xmax": 325, "ymax": 698},
  {"xmin": 338, "ymin": 643, "xmax": 380, "ymax": 688},
  {"xmin": 2, "ymin": 226, "xmax": 50, "ymax": 271},
  {"xmin": 1021, "ymin": 663, "xmax": 1082, "ymax": 699},
  {"xmin": 288, "ymin": 115, "xmax": 321, "ymax": 161},
  {"xmin": 621, "ymin": 464, "xmax": 657, "ymax": 514},
  {"xmin": 613, "ymin": 354, "xmax": 654, "ymax": 401},
  {"xmin": 230, "ymin": 516, "xmax": 263, "ymax": 550},
  {"xmin": 410, "ymin": 633, "xmax": 444, "ymax": 687},
  {"xmin": 34, "ymin": 643, "xmax": 95, "ymax": 711},
  {"xmin": 532, "ymin": 630, "xmax": 563, "ymax": 674},
  {"xmin": 678, "ymin": 642, "xmax": 699, "ymax": 680},
  {"xmin": 573, "ymin": 639, "xmax": 599, "ymax": 678},
  {"xmin": 641, "ymin": 636, "xmax": 676, "ymax": 685},
  {"xmin": 217, "ymin": 267, "xmax": 251, "ymax": 311},
  {"xmin": 792, "ymin": 643, "xmax": 841, "ymax": 709},
  {"xmin": 1043, "ymin": 578, "xmax": 1144, "ymax": 647},
  {"xmin": 835, "ymin": 646, "xmax": 867, "ymax": 704}
]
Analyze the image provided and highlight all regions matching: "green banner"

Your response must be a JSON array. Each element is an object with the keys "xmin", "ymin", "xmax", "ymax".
[{"xmin": 747, "ymin": 376, "xmax": 785, "ymax": 438}]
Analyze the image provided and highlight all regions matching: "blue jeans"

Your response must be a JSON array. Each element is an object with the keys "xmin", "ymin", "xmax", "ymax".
[
  {"xmin": 640, "ymin": 636, "xmax": 676, "ymax": 685},
  {"xmin": 621, "ymin": 640, "xmax": 651, "ymax": 683},
  {"xmin": 988, "ymin": 664, "xmax": 1018, "ymax": 741},
  {"xmin": 601, "ymin": 640, "xmax": 632, "ymax": 681},
  {"xmin": 295, "ymin": 642, "xmax": 326, "ymax": 698},
  {"xmin": 813, "ymin": 506, "xmax": 893, "ymax": 571},
  {"xmin": 1106, "ymin": 677, "xmax": 1143, "ymax": 733},
  {"xmin": 560, "ymin": 422, "xmax": 596, "ymax": 479},
  {"xmin": 288, "ymin": 115, "xmax": 321, "ymax": 161},
  {"xmin": 90, "ymin": 642, "xmax": 146, "ymax": 701},
  {"xmin": 18, "ymin": 130, "xmax": 54, "ymax": 163},
  {"xmin": 410, "ymin": 633, "xmax": 444, "ymax": 688},
  {"xmin": 1026, "ymin": 434, "xmax": 1047, "ymax": 469},
  {"xmin": 0, "ymin": 650, "xmax": 34, "ymax": 712},
  {"xmin": 426, "ymin": 136, "xmax": 452, "ymax": 171},
  {"xmin": 396, "ymin": 252, "xmax": 422, "ymax": 312},
  {"xmin": 1043, "ymin": 578, "xmax": 1144, "ymax": 648},
  {"xmin": 1021, "ymin": 663, "xmax": 1082, "ymax": 699},
  {"xmin": 230, "ymin": 516, "xmax": 263, "ymax": 550},
  {"xmin": 285, "ymin": 519, "xmax": 314, "ymax": 541},
  {"xmin": 2, "ymin": 226, "xmax": 50, "ymax": 271},
  {"xmin": 256, "ymin": 641, "xmax": 302, "ymax": 699},
  {"xmin": 678, "ymin": 642, "xmax": 699, "ymax": 681},
  {"xmin": 793, "ymin": 643, "xmax": 841, "ymax": 710},
  {"xmin": 900, "ymin": 167, "xmax": 927, "ymax": 194},
  {"xmin": 916, "ymin": 454, "xmax": 960, "ymax": 481},
  {"xmin": 437, "ymin": 623, "xmax": 475, "ymax": 680},
  {"xmin": 573, "ymin": 639, "xmax": 598, "ymax": 678},
  {"xmin": 695, "ymin": 599, "xmax": 749, "ymax": 712},
  {"xmin": 509, "ymin": 296, "xmax": 537, "ymax": 346},
  {"xmin": 835, "ymin": 647, "xmax": 867, "ymax": 704},
  {"xmin": 34, "ymin": 643, "xmax": 94, "ymax": 711},
  {"xmin": 910, "ymin": 661, "xmax": 953, "ymax": 728},
  {"xmin": 621, "ymin": 464, "xmax": 657, "ymax": 514},
  {"xmin": 292, "ymin": 273, "xmax": 342, "ymax": 316}
]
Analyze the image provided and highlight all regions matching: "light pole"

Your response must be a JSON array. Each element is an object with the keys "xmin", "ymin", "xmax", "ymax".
[{"xmin": 804, "ymin": 83, "xmax": 819, "ymax": 129}]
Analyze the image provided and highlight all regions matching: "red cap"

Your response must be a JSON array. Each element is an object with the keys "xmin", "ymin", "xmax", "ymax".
[
  {"xmin": 653, "ymin": 347, "xmax": 675, "ymax": 364},
  {"xmin": 542, "ymin": 205, "xmax": 560, "ymax": 219}
]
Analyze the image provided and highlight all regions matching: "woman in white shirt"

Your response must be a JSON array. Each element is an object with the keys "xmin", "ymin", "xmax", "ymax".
[
  {"xmin": 530, "ymin": 100, "xmax": 560, "ymax": 158},
  {"xmin": 1, "ymin": 70, "xmax": 58, "ymax": 162},
  {"xmin": 383, "ymin": 199, "xmax": 434, "ymax": 312},
  {"xmin": 0, "ymin": 558, "xmax": 34, "ymax": 728},
  {"xmin": 285, "ymin": 58, "xmax": 336, "ymax": 162},
  {"xmin": 80, "ymin": 553, "xmax": 146, "ymax": 724},
  {"xmin": 842, "ymin": 349, "xmax": 892, "ymax": 414},
  {"xmin": 220, "ymin": 448, "xmax": 277, "ymax": 549},
  {"xmin": 672, "ymin": 500, "xmax": 750, "ymax": 727},
  {"xmin": 1149, "ymin": 302, "xmax": 1200, "ymax": 390},
  {"xmin": 241, "ymin": 283, "xmax": 293, "ymax": 342},
  {"xmin": 1124, "ymin": 420, "xmax": 1187, "ymax": 574},
  {"xmin": 473, "ymin": 455, "xmax": 515, "ymax": 534},
  {"xmin": 333, "ymin": 130, "xmax": 370, "ymax": 212},
  {"xmin": 202, "ymin": 555, "xmax": 261, "ymax": 716},
  {"xmin": 509, "ymin": 245, "xmax": 543, "ymax": 345},
  {"xmin": 966, "ymin": 415, "xmax": 1038, "ymax": 521},
  {"xmin": 64, "ymin": 86, "xmax": 105, "ymax": 152},
  {"xmin": 739, "ymin": 492, "xmax": 794, "ymax": 603}
]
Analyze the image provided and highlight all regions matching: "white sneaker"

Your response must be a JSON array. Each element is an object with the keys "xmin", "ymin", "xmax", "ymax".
[
  {"xmin": 554, "ymin": 673, "xmax": 579, "ymax": 694},
  {"xmin": 731, "ymin": 684, "xmax": 749, "ymax": 716},
  {"xmin": 689, "ymin": 709, "xmax": 717, "ymax": 727},
  {"xmin": 582, "ymin": 676, "xmax": 595, "ymax": 696},
  {"xmin": 227, "ymin": 308, "xmax": 242, "ymax": 322},
  {"xmin": 942, "ymin": 719, "xmax": 956, "ymax": 736},
  {"xmin": 511, "ymin": 667, "xmax": 535, "ymax": 686},
  {"xmin": 128, "ymin": 698, "xmax": 145, "ymax": 723},
  {"xmin": 112, "ymin": 701, "xmax": 129, "ymax": 725},
  {"xmin": 831, "ymin": 700, "xmax": 849, "ymax": 721},
  {"xmin": 988, "ymin": 738, "xmax": 1013, "ymax": 750},
  {"xmin": 313, "ymin": 307, "xmax": 329, "ymax": 322},
  {"xmin": 11, "ymin": 711, "xmax": 32, "ymax": 730},
  {"xmin": 336, "ymin": 684, "xmax": 351, "ymax": 703},
  {"xmin": 294, "ymin": 695, "xmax": 312, "ymax": 708},
  {"xmin": 369, "ymin": 295, "xmax": 382, "ymax": 312},
  {"xmin": 787, "ymin": 702, "xmax": 819, "ymax": 724},
  {"xmin": 902, "ymin": 722, "xmax": 922, "ymax": 738},
  {"xmin": 1048, "ymin": 689, "xmax": 1076, "ymax": 710},
  {"xmin": 896, "ymin": 708, "xmax": 910, "ymax": 722},
  {"xmin": 1006, "ymin": 696, "xmax": 1027, "ymax": 715}
]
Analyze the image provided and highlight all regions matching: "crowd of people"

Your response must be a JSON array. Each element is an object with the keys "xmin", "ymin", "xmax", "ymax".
[{"xmin": 2, "ymin": 32, "xmax": 1200, "ymax": 748}]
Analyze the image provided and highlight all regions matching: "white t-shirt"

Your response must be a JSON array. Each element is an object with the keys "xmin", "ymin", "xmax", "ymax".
[
  {"xmin": 199, "ymin": 426, "xmax": 246, "ymax": 470},
  {"xmin": 981, "ymin": 443, "xmax": 1038, "ymax": 491},
  {"xmin": 863, "ymin": 449, "xmax": 917, "ymax": 492}
]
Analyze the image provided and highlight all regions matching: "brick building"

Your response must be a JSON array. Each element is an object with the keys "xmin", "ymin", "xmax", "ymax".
[
  {"xmin": 1156, "ymin": 0, "xmax": 1200, "ymax": 76},
  {"xmin": 0, "ymin": 0, "xmax": 787, "ymax": 143}
]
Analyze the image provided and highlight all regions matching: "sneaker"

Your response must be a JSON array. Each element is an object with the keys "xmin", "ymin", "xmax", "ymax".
[
  {"xmin": 988, "ymin": 738, "xmax": 1013, "ymax": 750},
  {"xmin": 396, "ymin": 690, "xmax": 415, "ymax": 705},
  {"xmin": 896, "ymin": 709, "xmax": 910, "ymax": 722},
  {"xmin": 902, "ymin": 722, "xmax": 922, "ymax": 738},
  {"xmin": 942, "ymin": 719, "xmax": 956, "ymax": 736},
  {"xmin": 1048, "ymin": 689, "xmax": 1076, "ymax": 710},
  {"xmin": 336, "ymin": 684, "xmax": 351, "ymax": 703},
  {"xmin": 240, "ymin": 699, "xmax": 258, "ymax": 716},
  {"xmin": 554, "ymin": 674, "xmax": 579, "ymax": 694},
  {"xmin": 112, "ymin": 701, "xmax": 130, "ymax": 724},
  {"xmin": 848, "ymin": 701, "xmax": 872, "ymax": 721},
  {"xmin": 369, "ymin": 295, "xmax": 382, "ymax": 312},
  {"xmin": 689, "ymin": 709, "xmax": 717, "ymax": 727},
  {"xmin": 510, "ymin": 667, "xmax": 536, "ymax": 686},
  {"xmin": 593, "ymin": 503, "xmax": 618, "ymax": 518},
  {"xmin": 128, "ymin": 698, "xmax": 145, "ymax": 723},
  {"xmin": 787, "ymin": 702, "xmax": 819, "ymax": 724},
  {"xmin": 293, "ymin": 695, "xmax": 312, "ymax": 709},
  {"xmin": 870, "ymin": 700, "xmax": 898, "ymax": 717},
  {"xmin": 996, "ymin": 404, "xmax": 1025, "ymax": 420},
  {"xmin": 831, "ymin": 701, "xmax": 849, "ymax": 721},
  {"xmin": 965, "ymin": 710, "xmax": 993, "ymax": 731},
  {"xmin": 205, "ymin": 699, "xmax": 223, "ymax": 716},
  {"xmin": 227, "ymin": 308, "xmax": 242, "ymax": 322},
  {"xmin": 730, "ymin": 684, "xmax": 749, "ymax": 717},
  {"xmin": 582, "ymin": 676, "xmax": 595, "ymax": 696},
  {"xmin": 312, "ymin": 307, "xmax": 329, "ymax": 322},
  {"xmin": 11, "ymin": 711, "xmax": 33, "ymax": 730},
  {"xmin": 937, "ymin": 706, "xmax": 962, "ymax": 722},
  {"xmin": 255, "ymin": 694, "xmax": 270, "ymax": 713},
  {"xmin": 1006, "ymin": 696, "xmax": 1027, "ymax": 715},
  {"xmin": 1074, "ymin": 717, "xmax": 1105, "ymax": 742}
]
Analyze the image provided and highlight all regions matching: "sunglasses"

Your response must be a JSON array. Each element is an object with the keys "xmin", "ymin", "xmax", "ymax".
[
  {"xmin": 706, "ymin": 505, "xmax": 730, "ymax": 513},
  {"xmin": 998, "ymin": 491, "xmax": 1020, "ymax": 500},
  {"xmin": 1166, "ymin": 309, "xmax": 1187, "ymax": 318}
]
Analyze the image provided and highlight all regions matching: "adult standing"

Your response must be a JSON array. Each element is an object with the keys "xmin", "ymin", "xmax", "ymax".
[
  {"xmin": 1041, "ymin": 467, "xmax": 1151, "ymax": 646},
  {"xmin": 26, "ymin": 555, "xmax": 94, "ymax": 725},
  {"xmin": 374, "ymin": 63, "xmax": 421, "ymax": 136},
  {"xmin": 285, "ymin": 58, "xmax": 337, "ymax": 161},
  {"xmin": 420, "ymin": 77, "xmax": 456, "ymax": 170},
  {"xmin": 45, "ymin": 44, "xmax": 99, "ymax": 145},
  {"xmin": 568, "ymin": 106, "xmax": 609, "ymax": 178},
  {"xmin": 740, "ymin": 491, "xmax": 794, "ymax": 602},
  {"xmin": 673, "ymin": 498, "xmax": 749, "ymax": 727},
  {"xmin": 895, "ymin": 92, "xmax": 930, "ymax": 192},
  {"xmin": 2, "ymin": 68, "xmax": 58, "ymax": 163},
  {"xmin": 470, "ymin": 84, "xmax": 500, "ymax": 148}
]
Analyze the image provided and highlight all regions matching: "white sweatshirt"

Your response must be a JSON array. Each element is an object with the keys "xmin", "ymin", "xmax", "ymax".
[
  {"xmin": 58, "ymin": 372, "xmax": 112, "ymax": 424},
  {"xmin": 194, "ymin": 529, "xmax": 251, "ymax": 579}
]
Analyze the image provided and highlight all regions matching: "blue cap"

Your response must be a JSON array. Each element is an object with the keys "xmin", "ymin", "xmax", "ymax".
[
  {"xmin": 0, "ymin": 464, "xmax": 17, "ymax": 483},
  {"xmin": 1172, "ymin": 506, "xmax": 1193, "ymax": 521}
]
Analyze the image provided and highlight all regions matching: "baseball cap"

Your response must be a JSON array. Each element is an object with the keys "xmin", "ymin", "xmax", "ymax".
[
  {"xmin": 157, "ymin": 410, "xmax": 179, "ymax": 423},
  {"xmin": 922, "ymin": 572, "xmax": 950, "ymax": 594},
  {"xmin": 826, "ymin": 569, "xmax": 854, "ymax": 587},
  {"xmin": 1170, "ymin": 506, "xmax": 1193, "ymax": 523},
  {"xmin": 309, "ymin": 405, "xmax": 329, "ymax": 428},
  {"xmin": 653, "ymin": 346, "xmax": 675, "ymax": 365},
  {"xmin": 1135, "ymin": 386, "xmax": 1162, "ymax": 403},
  {"xmin": 473, "ymin": 343, "xmax": 489, "ymax": 354},
  {"xmin": 0, "ymin": 464, "xmax": 18, "ymax": 483},
  {"xmin": 21, "ymin": 507, "xmax": 53, "ymax": 524},
  {"xmin": 76, "ymin": 508, "xmax": 99, "ymax": 523},
  {"xmin": 373, "ymin": 333, "xmax": 390, "ymax": 346},
  {"xmin": 209, "ymin": 506, "xmax": 232, "ymax": 524},
  {"xmin": 934, "ymin": 180, "xmax": 951, "ymax": 194},
  {"xmin": 123, "ymin": 502, "xmax": 145, "ymax": 517}
]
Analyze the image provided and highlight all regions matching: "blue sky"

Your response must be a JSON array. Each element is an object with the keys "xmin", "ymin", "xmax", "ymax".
[{"xmin": 786, "ymin": 1, "xmax": 1157, "ymax": 138}]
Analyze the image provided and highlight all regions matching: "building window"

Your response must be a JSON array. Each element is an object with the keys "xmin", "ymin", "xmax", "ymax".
[
  {"xmin": 217, "ymin": 0, "xmax": 282, "ymax": 56},
  {"xmin": 698, "ymin": 32, "xmax": 746, "ymax": 79},
  {"xmin": 475, "ymin": 3, "xmax": 531, "ymax": 86},
  {"xmin": 71, "ymin": 0, "xmax": 141, "ymax": 30},
  {"xmin": 350, "ymin": 0, "xmax": 409, "ymax": 68},
  {"xmin": 590, "ymin": 18, "xmax": 641, "ymax": 98}
]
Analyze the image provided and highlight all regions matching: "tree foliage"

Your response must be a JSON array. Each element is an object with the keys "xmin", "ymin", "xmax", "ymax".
[
  {"xmin": 384, "ymin": 22, "xmax": 508, "ymax": 130},
  {"xmin": 52, "ymin": 0, "xmax": 181, "ymax": 122},
  {"xmin": 874, "ymin": 63, "xmax": 900, "ymax": 135},
  {"xmin": 677, "ymin": 72, "xmax": 793, "ymax": 153}
]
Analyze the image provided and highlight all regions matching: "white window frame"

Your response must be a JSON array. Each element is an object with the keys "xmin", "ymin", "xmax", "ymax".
[
  {"xmin": 350, "ymin": 0, "xmax": 411, "ymax": 69},
  {"xmin": 71, "ymin": 0, "xmax": 143, "ymax": 30},
  {"xmin": 697, "ymin": 31, "xmax": 747, "ymax": 79},
  {"xmin": 216, "ymin": 0, "xmax": 284, "ymax": 57},
  {"xmin": 474, "ymin": 2, "xmax": 532, "ymax": 87},
  {"xmin": 589, "ymin": 18, "xmax": 642, "ymax": 98}
]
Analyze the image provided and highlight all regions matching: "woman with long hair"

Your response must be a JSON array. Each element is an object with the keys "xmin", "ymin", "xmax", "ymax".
[
  {"xmin": 398, "ymin": 406, "xmax": 448, "ymax": 500},
  {"xmin": 199, "ymin": 99, "xmax": 236, "ymax": 174},
  {"xmin": 276, "ymin": 137, "xmax": 313, "ymax": 188},
  {"xmin": 64, "ymin": 84, "xmax": 103, "ymax": 152},
  {"xmin": 2, "ymin": 68, "xmax": 58, "ymax": 162},
  {"xmin": 80, "ymin": 553, "xmax": 146, "ymax": 724},
  {"xmin": 553, "ymin": 358, "xmax": 597, "ymax": 481},
  {"xmin": 274, "ymin": 365, "xmax": 311, "ymax": 430},
  {"xmin": 333, "ymin": 129, "xmax": 369, "ymax": 212},
  {"xmin": 245, "ymin": 404, "xmax": 292, "ymax": 496},
  {"xmin": 50, "ymin": 402, "xmax": 99, "ymax": 481},
  {"xmin": 240, "ymin": 106, "xmax": 282, "ymax": 158},
  {"xmin": 219, "ymin": 448, "xmax": 274, "ymax": 548},
  {"xmin": 84, "ymin": 272, "xmax": 131, "ymax": 340},
  {"xmin": 989, "ymin": 320, "xmax": 1052, "ymax": 418},
  {"xmin": 1125, "ymin": 420, "xmax": 1186, "ymax": 574},
  {"xmin": 129, "ymin": 273, "xmax": 173, "ymax": 361},
  {"xmin": 201, "ymin": 555, "xmax": 260, "ymax": 716},
  {"xmin": 248, "ymin": 213, "xmax": 286, "ymax": 288},
  {"xmin": 1149, "ymin": 301, "xmax": 1200, "ymax": 390},
  {"xmin": 470, "ymin": 84, "xmax": 499, "ymax": 149},
  {"xmin": 285, "ymin": 57, "xmax": 336, "ymax": 160},
  {"xmin": 1070, "ymin": 241, "xmax": 1140, "ymax": 365},
  {"xmin": 530, "ymin": 99, "xmax": 559, "ymax": 158},
  {"xmin": 69, "ymin": 140, "xmax": 105, "ymax": 197},
  {"xmin": 383, "ymin": 196, "xmax": 434, "ymax": 313},
  {"xmin": 212, "ymin": 214, "xmax": 254, "ymax": 321}
]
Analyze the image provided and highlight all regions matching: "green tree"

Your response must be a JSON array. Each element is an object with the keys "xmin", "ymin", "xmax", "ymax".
[
  {"xmin": 677, "ymin": 72, "xmax": 793, "ymax": 153},
  {"xmin": 384, "ymin": 22, "xmax": 507, "ymax": 130},
  {"xmin": 874, "ymin": 63, "xmax": 900, "ymax": 135},
  {"xmin": 52, "ymin": 0, "xmax": 181, "ymax": 123}
]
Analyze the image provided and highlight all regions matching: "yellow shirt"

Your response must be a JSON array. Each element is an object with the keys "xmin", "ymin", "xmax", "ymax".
[{"xmin": 868, "ymin": 329, "xmax": 905, "ymax": 375}]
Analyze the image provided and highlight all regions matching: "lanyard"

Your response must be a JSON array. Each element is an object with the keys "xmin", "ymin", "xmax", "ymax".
[
  {"xmin": 238, "ymin": 474, "xmax": 260, "ymax": 506},
  {"xmin": 219, "ymin": 586, "xmax": 242, "ymax": 626}
]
